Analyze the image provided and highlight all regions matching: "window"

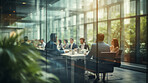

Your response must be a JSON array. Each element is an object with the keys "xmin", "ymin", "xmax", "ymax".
[
  {"xmin": 140, "ymin": 16, "xmax": 147, "ymax": 64},
  {"xmin": 86, "ymin": 11, "xmax": 93, "ymax": 23},
  {"xmin": 98, "ymin": 22, "xmax": 108, "ymax": 43},
  {"xmin": 110, "ymin": 5, "xmax": 120, "ymax": 19},
  {"xmin": 98, "ymin": 8, "xmax": 107, "ymax": 21},
  {"xmin": 87, "ymin": 24, "xmax": 94, "ymax": 47},
  {"xmin": 124, "ymin": 0, "xmax": 136, "ymax": 17},
  {"xmin": 79, "ymin": 25, "xmax": 84, "ymax": 38},
  {"xmin": 111, "ymin": 20, "xmax": 121, "ymax": 46},
  {"xmin": 140, "ymin": 0, "xmax": 147, "ymax": 15},
  {"xmin": 124, "ymin": 18, "xmax": 136, "ymax": 63}
]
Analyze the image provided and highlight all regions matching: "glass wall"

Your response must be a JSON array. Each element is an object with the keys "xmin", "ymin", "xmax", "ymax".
[{"xmin": 0, "ymin": 0, "xmax": 147, "ymax": 64}]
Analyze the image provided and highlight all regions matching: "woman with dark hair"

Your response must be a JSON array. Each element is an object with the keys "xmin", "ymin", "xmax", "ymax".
[
  {"xmin": 57, "ymin": 39, "xmax": 63, "ymax": 50},
  {"xmin": 110, "ymin": 38, "xmax": 119, "ymax": 56},
  {"xmin": 63, "ymin": 39, "xmax": 69, "ymax": 49}
]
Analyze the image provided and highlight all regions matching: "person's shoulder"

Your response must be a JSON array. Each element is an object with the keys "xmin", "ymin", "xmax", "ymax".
[
  {"xmin": 74, "ymin": 43, "xmax": 77, "ymax": 46},
  {"xmin": 106, "ymin": 43, "xmax": 110, "ymax": 47},
  {"xmin": 103, "ymin": 42, "xmax": 110, "ymax": 47},
  {"xmin": 92, "ymin": 43, "xmax": 96, "ymax": 45},
  {"xmin": 91, "ymin": 43, "xmax": 96, "ymax": 47}
]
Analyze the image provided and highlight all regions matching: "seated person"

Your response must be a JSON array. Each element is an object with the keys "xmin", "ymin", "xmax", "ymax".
[
  {"xmin": 57, "ymin": 39, "xmax": 63, "ymax": 50},
  {"xmin": 63, "ymin": 39, "xmax": 69, "ymax": 49},
  {"xmin": 110, "ymin": 38, "xmax": 120, "ymax": 66},
  {"xmin": 86, "ymin": 33, "xmax": 110, "ymax": 82},
  {"xmin": 87, "ymin": 33, "xmax": 110, "ymax": 59},
  {"xmin": 79, "ymin": 38, "xmax": 89, "ymax": 50},
  {"xmin": 45, "ymin": 33, "xmax": 64, "ymax": 55},
  {"xmin": 110, "ymin": 38, "xmax": 119, "ymax": 56},
  {"xmin": 40, "ymin": 39, "xmax": 46, "ymax": 48},
  {"xmin": 21, "ymin": 36, "xmax": 30, "ymax": 46},
  {"xmin": 69, "ymin": 38, "xmax": 77, "ymax": 50}
]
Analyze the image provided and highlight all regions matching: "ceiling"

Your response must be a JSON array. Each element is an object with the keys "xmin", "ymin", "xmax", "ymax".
[
  {"xmin": 0, "ymin": 0, "xmax": 62, "ymax": 26},
  {"xmin": 0, "ymin": 0, "xmax": 90, "ymax": 27}
]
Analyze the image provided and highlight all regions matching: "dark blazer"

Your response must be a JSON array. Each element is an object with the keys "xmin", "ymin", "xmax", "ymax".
[
  {"xmin": 79, "ymin": 43, "xmax": 89, "ymax": 50},
  {"xmin": 45, "ymin": 41, "xmax": 64, "ymax": 55},
  {"xmin": 69, "ymin": 43, "xmax": 77, "ymax": 49}
]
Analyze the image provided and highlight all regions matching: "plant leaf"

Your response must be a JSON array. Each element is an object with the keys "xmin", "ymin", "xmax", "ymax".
[{"xmin": 5, "ymin": 49, "xmax": 17, "ymax": 63}]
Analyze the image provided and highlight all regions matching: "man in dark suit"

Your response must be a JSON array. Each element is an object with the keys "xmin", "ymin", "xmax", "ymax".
[
  {"xmin": 79, "ymin": 38, "xmax": 89, "ymax": 50},
  {"xmin": 45, "ymin": 33, "xmax": 64, "ymax": 55},
  {"xmin": 69, "ymin": 38, "xmax": 77, "ymax": 49}
]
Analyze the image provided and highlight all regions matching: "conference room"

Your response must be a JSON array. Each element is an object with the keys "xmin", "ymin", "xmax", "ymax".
[{"xmin": 0, "ymin": 0, "xmax": 147, "ymax": 83}]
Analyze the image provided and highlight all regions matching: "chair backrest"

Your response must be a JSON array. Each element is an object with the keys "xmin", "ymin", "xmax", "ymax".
[
  {"xmin": 98, "ymin": 52, "xmax": 116, "ymax": 63},
  {"xmin": 114, "ymin": 50, "xmax": 122, "ymax": 67},
  {"xmin": 118, "ymin": 50, "xmax": 123, "ymax": 57}
]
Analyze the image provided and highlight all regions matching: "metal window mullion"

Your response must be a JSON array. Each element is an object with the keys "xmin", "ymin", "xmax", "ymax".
[{"xmin": 135, "ymin": 0, "xmax": 141, "ymax": 63}]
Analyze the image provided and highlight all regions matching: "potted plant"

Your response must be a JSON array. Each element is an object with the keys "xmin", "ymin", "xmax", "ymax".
[{"xmin": 0, "ymin": 31, "xmax": 60, "ymax": 83}]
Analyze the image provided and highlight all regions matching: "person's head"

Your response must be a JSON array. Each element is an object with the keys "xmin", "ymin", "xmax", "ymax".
[
  {"xmin": 80, "ymin": 38, "xmax": 85, "ymax": 44},
  {"xmin": 24, "ymin": 36, "xmax": 28, "ymax": 42},
  {"xmin": 70, "ymin": 38, "xmax": 74, "ymax": 44},
  {"xmin": 58, "ymin": 39, "xmax": 62, "ymax": 45},
  {"xmin": 97, "ymin": 33, "xmax": 104, "ymax": 42},
  {"xmin": 64, "ymin": 39, "xmax": 68, "ymax": 44},
  {"xmin": 50, "ymin": 33, "xmax": 57, "ymax": 42},
  {"xmin": 111, "ymin": 38, "xmax": 119, "ymax": 48},
  {"xmin": 41, "ymin": 39, "xmax": 44, "ymax": 43}
]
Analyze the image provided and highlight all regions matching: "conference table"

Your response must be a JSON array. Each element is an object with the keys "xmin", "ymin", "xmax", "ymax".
[
  {"xmin": 37, "ymin": 48, "xmax": 88, "ymax": 83},
  {"xmin": 61, "ymin": 50, "xmax": 87, "ymax": 83}
]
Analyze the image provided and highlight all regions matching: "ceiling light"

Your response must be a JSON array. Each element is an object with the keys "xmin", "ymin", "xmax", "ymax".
[{"xmin": 22, "ymin": 2, "xmax": 26, "ymax": 4}]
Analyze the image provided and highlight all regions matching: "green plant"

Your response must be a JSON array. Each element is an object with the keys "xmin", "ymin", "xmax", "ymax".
[{"xmin": 0, "ymin": 31, "xmax": 60, "ymax": 83}]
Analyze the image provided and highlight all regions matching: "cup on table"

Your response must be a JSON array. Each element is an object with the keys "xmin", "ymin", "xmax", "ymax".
[
  {"xmin": 72, "ymin": 50, "xmax": 75, "ymax": 55},
  {"xmin": 77, "ymin": 48, "xmax": 81, "ymax": 54}
]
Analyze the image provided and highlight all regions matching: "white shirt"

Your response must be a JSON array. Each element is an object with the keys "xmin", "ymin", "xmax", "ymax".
[
  {"xmin": 70, "ymin": 43, "xmax": 74, "ymax": 49},
  {"xmin": 81, "ymin": 43, "xmax": 85, "ymax": 49},
  {"xmin": 41, "ymin": 42, "xmax": 46, "ymax": 48}
]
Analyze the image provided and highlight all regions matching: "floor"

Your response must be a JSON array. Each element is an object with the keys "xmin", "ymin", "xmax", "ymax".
[{"xmin": 40, "ymin": 51, "xmax": 147, "ymax": 83}]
